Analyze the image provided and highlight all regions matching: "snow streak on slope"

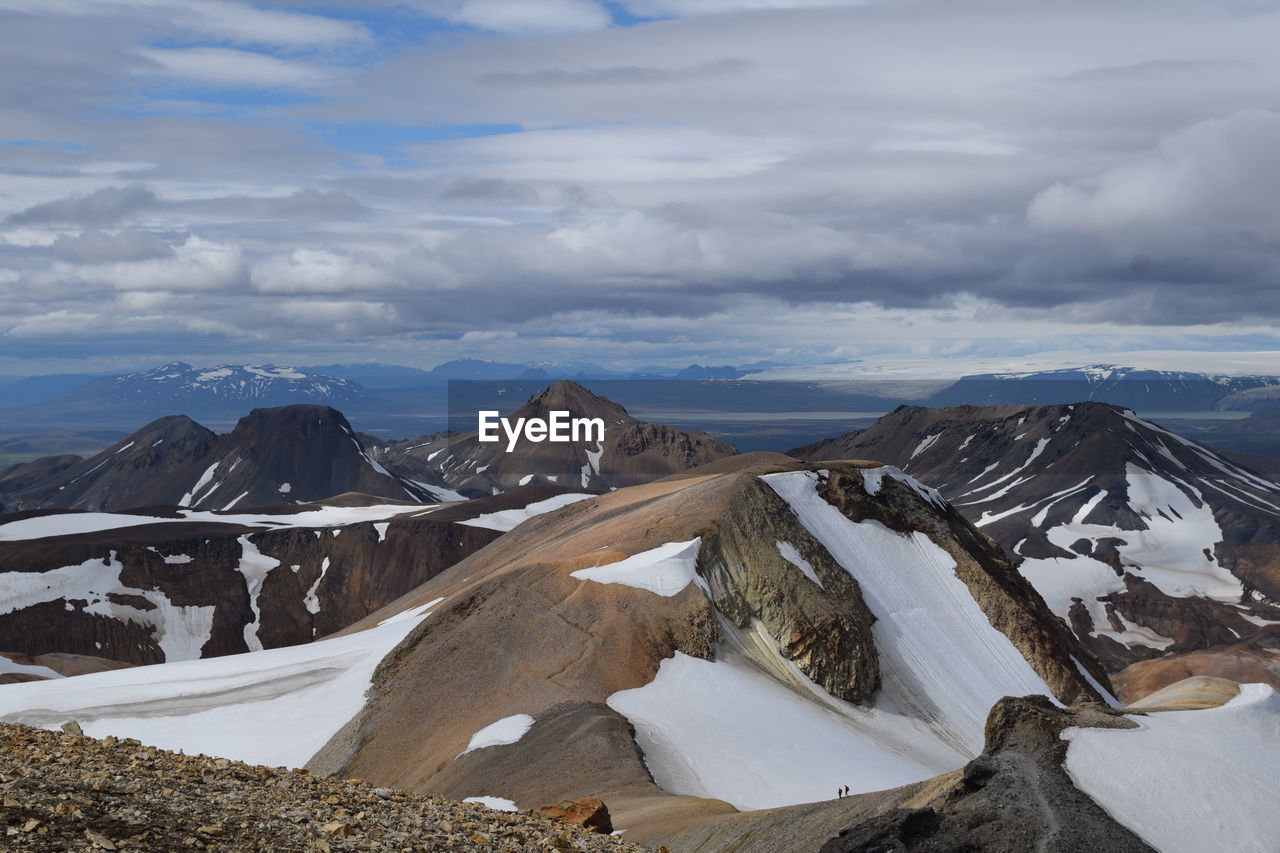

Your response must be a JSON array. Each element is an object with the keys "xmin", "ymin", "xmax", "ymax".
[
  {"xmin": 1064, "ymin": 684, "xmax": 1280, "ymax": 853},
  {"xmin": 0, "ymin": 605, "xmax": 441, "ymax": 768},
  {"xmin": 0, "ymin": 504, "xmax": 436, "ymax": 542},
  {"xmin": 761, "ymin": 471, "xmax": 1055, "ymax": 754},
  {"xmin": 607, "ymin": 650, "xmax": 967, "ymax": 810},
  {"xmin": 456, "ymin": 493, "xmax": 592, "ymax": 533}
]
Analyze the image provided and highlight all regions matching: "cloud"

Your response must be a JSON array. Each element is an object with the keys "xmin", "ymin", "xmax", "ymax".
[
  {"xmin": 0, "ymin": 0, "xmax": 370, "ymax": 48},
  {"xmin": 8, "ymin": 184, "xmax": 157, "ymax": 227},
  {"xmin": 479, "ymin": 58, "xmax": 752, "ymax": 87},
  {"xmin": 1028, "ymin": 110, "xmax": 1280, "ymax": 239},
  {"xmin": 29, "ymin": 235, "xmax": 246, "ymax": 293},
  {"xmin": 52, "ymin": 229, "xmax": 174, "ymax": 263},
  {"xmin": 136, "ymin": 47, "xmax": 332, "ymax": 87}
]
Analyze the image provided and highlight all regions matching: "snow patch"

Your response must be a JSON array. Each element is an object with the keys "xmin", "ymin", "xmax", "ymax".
[
  {"xmin": 458, "ymin": 493, "xmax": 592, "ymax": 533},
  {"xmin": 464, "ymin": 797, "xmax": 518, "ymax": 812},
  {"xmin": 571, "ymin": 539, "xmax": 707, "ymax": 598},
  {"xmin": 235, "ymin": 537, "xmax": 280, "ymax": 652},
  {"xmin": 776, "ymin": 540, "xmax": 822, "ymax": 588},
  {"xmin": 460, "ymin": 714, "xmax": 536, "ymax": 756}
]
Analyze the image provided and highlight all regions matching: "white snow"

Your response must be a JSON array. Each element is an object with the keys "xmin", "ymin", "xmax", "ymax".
[
  {"xmin": 0, "ymin": 551, "xmax": 215, "ymax": 662},
  {"xmin": 463, "ymin": 797, "xmax": 518, "ymax": 812},
  {"xmin": 0, "ymin": 605, "xmax": 439, "ymax": 769},
  {"xmin": 373, "ymin": 522, "xmax": 390, "ymax": 542},
  {"xmin": 607, "ymin": 650, "xmax": 969, "ymax": 810},
  {"xmin": 1064, "ymin": 684, "xmax": 1280, "ymax": 853},
  {"xmin": 580, "ymin": 464, "xmax": 592, "ymax": 488},
  {"xmin": 958, "ymin": 434, "xmax": 974, "ymax": 450},
  {"xmin": 0, "ymin": 503, "xmax": 435, "ymax": 542},
  {"xmin": 761, "ymin": 471, "xmax": 1055, "ymax": 754},
  {"xmin": 460, "ymin": 714, "xmax": 536, "ymax": 756},
  {"xmin": 303, "ymin": 556, "xmax": 330, "ymax": 621},
  {"xmin": 961, "ymin": 437, "xmax": 1051, "ymax": 497},
  {"xmin": 909, "ymin": 433, "xmax": 941, "ymax": 461},
  {"xmin": 1018, "ymin": 555, "xmax": 1176, "ymax": 651},
  {"xmin": 775, "ymin": 540, "xmax": 822, "ymax": 588},
  {"xmin": 518, "ymin": 474, "xmax": 534, "ymax": 486},
  {"xmin": 458, "ymin": 493, "xmax": 592, "ymax": 533},
  {"xmin": 180, "ymin": 462, "xmax": 220, "ymax": 507},
  {"xmin": 222, "ymin": 490, "xmax": 250, "ymax": 511},
  {"xmin": 1071, "ymin": 656, "xmax": 1120, "ymax": 708},
  {"xmin": 586, "ymin": 440, "xmax": 604, "ymax": 475},
  {"xmin": 860, "ymin": 465, "xmax": 945, "ymax": 508},
  {"xmin": 114, "ymin": 441, "xmax": 135, "ymax": 455},
  {"xmin": 235, "ymin": 536, "xmax": 280, "ymax": 652},
  {"xmin": 278, "ymin": 482, "xmax": 292, "ymax": 495},
  {"xmin": 571, "ymin": 539, "xmax": 708, "ymax": 598}
]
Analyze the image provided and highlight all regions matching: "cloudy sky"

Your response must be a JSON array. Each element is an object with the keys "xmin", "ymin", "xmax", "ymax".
[{"xmin": 2, "ymin": 0, "xmax": 1279, "ymax": 376}]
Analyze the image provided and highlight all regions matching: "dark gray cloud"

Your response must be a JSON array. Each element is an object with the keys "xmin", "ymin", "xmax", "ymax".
[
  {"xmin": 51, "ymin": 230, "xmax": 175, "ymax": 263},
  {"xmin": 8, "ymin": 184, "xmax": 157, "ymax": 227}
]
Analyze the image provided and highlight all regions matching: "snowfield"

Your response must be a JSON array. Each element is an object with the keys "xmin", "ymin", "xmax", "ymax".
[
  {"xmin": 607, "ymin": 650, "xmax": 967, "ymax": 810},
  {"xmin": 1065, "ymin": 684, "xmax": 1280, "ymax": 853},
  {"xmin": 0, "ymin": 606, "xmax": 442, "ymax": 769},
  {"xmin": 762, "ymin": 471, "xmax": 1055, "ymax": 754},
  {"xmin": 604, "ymin": 471, "xmax": 1059, "ymax": 811}
]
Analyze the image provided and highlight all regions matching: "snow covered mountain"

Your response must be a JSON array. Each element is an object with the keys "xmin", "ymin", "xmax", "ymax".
[
  {"xmin": 0, "ymin": 405, "xmax": 432, "ymax": 513},
  {"xmin": 927, "ymin": 364, "xmax": 1278, "ymax": 411},
  {"xmin": 0, "ymin": 486, "xmax": 580, "ymax": 669},
  {"xmin": 377, "ymin": 380, "xmax": 738, "ymax": 494},
  {"xmin": 5, "ymin": 452, "xmax": 1280, "ymax": 851},
  {"xmin": 797, "ymin": 403, "xmax": 1280, "ymax": 670},
  {"xmin": 0, "ymin": 455, "xmax": 1107, "ymax": 814}
]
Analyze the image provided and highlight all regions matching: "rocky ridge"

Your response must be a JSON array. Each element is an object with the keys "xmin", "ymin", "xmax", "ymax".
[{"xmin": 0, "ymin": 722, "xmax": 648, "ymax": 852}]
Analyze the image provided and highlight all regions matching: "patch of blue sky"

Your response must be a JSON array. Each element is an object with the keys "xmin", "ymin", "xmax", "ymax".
[{"xmin": 306, "ymin": 121, "xmax": 524, "ymax": 168}]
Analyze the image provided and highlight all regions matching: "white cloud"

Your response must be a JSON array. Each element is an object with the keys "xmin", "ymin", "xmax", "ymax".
[
  {"xmin": 29, "ymin": 235, "xmax": 245, "ymax": 292},
  {"xmin": 0, "ymin": 0, "xmax": 369, "ymax": 48},
  {"xmin": 252, "ymin": 248, "xmax": 393, "ymax": 293},
  {"xmin": 136, "ymin": 47, "xmax": 332, "ymax": 87},
  {"xmin": 1028, "ymin": 109, "xmax": 1280, "ymax": 238}
]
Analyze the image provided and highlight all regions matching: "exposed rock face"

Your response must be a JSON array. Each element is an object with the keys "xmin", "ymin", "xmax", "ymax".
[
  {"xmin": 0, "ymin": 405, "xmax": 428, "ymax": 513},
  {"xmin": 697, "ymin": 476, "xmax": 880, "ymax": 703},
  {"xmin": 820, "ymin": 696, "xmax": 1150, "ymax": 853},
  {"xmin": 376, "ymin": 380, "xmax": 737, "ymax": 495},
  {"xmin": 814, "ymin": 467, "xmax": 1111, "ymax": 704},
  {"xmin": 796, "ymin": 402, "xmax": 1280, "ymax": 669},
  {"xmin": 0, "ymin": 502, "xmax": 503, "ymax": 666}
]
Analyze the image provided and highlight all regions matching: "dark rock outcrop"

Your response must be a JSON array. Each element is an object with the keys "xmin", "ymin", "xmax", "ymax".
[{"xmin": 820, "ymin": 696, "xmax": 1151, "ymax": 853}]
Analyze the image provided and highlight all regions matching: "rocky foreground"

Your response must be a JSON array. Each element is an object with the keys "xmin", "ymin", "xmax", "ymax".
[{"xmin": 0, "ymin": 723, "xmax": 652, "ymax": 852}]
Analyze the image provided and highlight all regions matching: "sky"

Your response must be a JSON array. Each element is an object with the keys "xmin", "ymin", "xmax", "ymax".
[{"xmin": 2, "ymin": 0, "xmax": 1280, "ymax": 377}]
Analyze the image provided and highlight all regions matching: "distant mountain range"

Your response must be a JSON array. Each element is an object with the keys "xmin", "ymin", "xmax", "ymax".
[{"xmin": 3, "ymin": 361, "xmax": 1280, "ymax": 456}]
